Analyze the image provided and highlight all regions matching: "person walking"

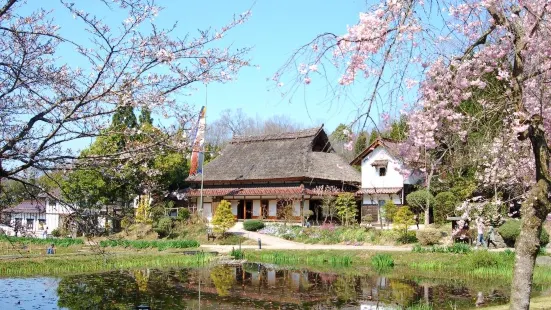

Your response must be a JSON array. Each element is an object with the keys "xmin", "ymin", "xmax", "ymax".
[
  {"xmin": 42, "ymin": 226, "xmax": 48, "ymax": 239},
  {"xmin": 476, "ymin": 218, "xmax": 485, "ymax": 248},
  {"xmin": 414, "ymin": 214, "xmax": 419, "ymax": 230},
  {"xmin": 487, "ymin": 225, "xmax": 497, "ymax": 248}
]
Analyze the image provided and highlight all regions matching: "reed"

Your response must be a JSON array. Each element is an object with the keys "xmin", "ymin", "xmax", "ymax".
[
  {"xmin": 98, "ymin": 239, "xmax": 199, "ymax": 250},
  {"xmin": 370, "ymin": 253, "xmax": 394, "ymax": 270},
  {"xmin": 0, "ymin": 252, "xmax": 215, "ymax": 277},
  {"xmin": 245, "ymin": 251, "xmax": 353, "ymax": 267}
]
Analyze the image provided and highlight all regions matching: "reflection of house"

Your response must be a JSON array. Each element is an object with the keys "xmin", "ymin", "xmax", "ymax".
[
  {"xmin": 350, "ymin": 138, "xmax": 422, "ymax": 222},
  {"xmin": 183, "ymin": 126, "xmax": 361, "ymax": 222},
  {"xmin": 1, "ymin": 196, "xmax": 72, "ymax": 236}
]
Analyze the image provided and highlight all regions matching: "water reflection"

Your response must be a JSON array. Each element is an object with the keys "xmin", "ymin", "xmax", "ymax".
[{"xmin": 0, "ymin": 263, "xmax": 536, "ymax": 309}]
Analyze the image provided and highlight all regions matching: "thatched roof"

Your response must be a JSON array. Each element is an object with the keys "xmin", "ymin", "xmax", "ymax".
[{"xmin": 187, "ymin": 126, "xmax": 360, "ymax": 184}]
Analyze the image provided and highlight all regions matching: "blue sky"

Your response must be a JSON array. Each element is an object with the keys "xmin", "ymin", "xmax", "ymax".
[{"xmin": 154, "ymin": 0, "xmax": 370, "ymax": 133}]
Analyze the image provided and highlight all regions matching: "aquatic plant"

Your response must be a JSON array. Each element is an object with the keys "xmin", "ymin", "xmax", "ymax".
[
  {"xmin": 230, "ymin": 248, "xmax": 244, "ymax": 259},
  {"xmin": 98, "ymin": 239, "xmax": 199, "ymax": 250},
  {"xmin": 2, "ymin": 236, "xmax": 83, "ymax": 247},
  {"xmin": 0, "ymin": 253, "xmax": 215, "ymax": 277},
  {"xmin": 370, "ymin": 253, "xmax": 394, "ymax": 270}
]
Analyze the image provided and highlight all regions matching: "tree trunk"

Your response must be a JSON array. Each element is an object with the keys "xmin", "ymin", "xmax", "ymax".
[{"xmin": 510, "ymin": 116, "xmax": 551, "ymax": 310}]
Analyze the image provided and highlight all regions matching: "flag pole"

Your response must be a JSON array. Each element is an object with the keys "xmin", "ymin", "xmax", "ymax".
[{"xmin": 198, "ymin": 85, "xmax": 207, "ymax": 217}]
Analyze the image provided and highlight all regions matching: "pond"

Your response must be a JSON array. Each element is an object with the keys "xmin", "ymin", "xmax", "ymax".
[{"xmin": 0, "ymin": 263, "xmax": 548, "ymax": 309}]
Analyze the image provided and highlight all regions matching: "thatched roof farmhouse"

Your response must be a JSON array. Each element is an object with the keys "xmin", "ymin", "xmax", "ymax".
[{"xmin": 183, "ymin": 126, "xmax": 360, "ymax": 222}]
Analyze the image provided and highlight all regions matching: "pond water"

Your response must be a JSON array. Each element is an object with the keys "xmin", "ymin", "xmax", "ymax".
[{"xmin": 0, "ymin": 263, "xmax": 549, "ymax": 309}]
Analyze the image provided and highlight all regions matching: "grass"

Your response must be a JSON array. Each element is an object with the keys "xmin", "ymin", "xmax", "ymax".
[
  {"xmin": 412, "ymin": 243, "xmax": 472, "ymax": 254},
  {"xmin": 370, "ymin": 253, "xmax": 394, "ymax": 270},
  {"xmin": 99, "ymin": 239, "xmax": 199, "ymax": 251},
  {"xmin": 0, "ymin": 236, "xmax": 86, "ymax": 256},
  {"xmin": 244, "ymin": 250, "xmax": 353, "ymax": 267},
  {"xmin": 0, "ymin": 252, "xmax": 216, "ymax": 277}
]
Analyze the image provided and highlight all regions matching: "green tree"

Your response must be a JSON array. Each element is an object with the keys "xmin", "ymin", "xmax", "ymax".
[
  {"xmin": 330, "ymin": 123, "xmax": 352, "ymax": 142},
  {"xmin": 354, "ymin": 132, "xmax": 368, "ymax": 155},
  {"xmin": 112, "ymin": 106, "xmax": 138, "ymax": 129},
  {"xmin": 384, "ymin": 115, "xmax": 408, "ymax": 141},
  {"xmin": 393, "ymin": 206, "xmax": 415, "ymax": 234},
  {"xmin": 406, "ymin": 190, "xmax": 435, "ymax": 224},
  {"xmin": 335, "ymin": 193, "xmax": 357, "ymax": 226},
  {"xmin": 211, "ymin": 200, "xmax": 235, "ymax": 235},
  {"xmin": 368, "ymin": 129, "xmax": 378, "ymax": 145},
  {"xmin": 434, "ymin": 192, "xmax": 457, "ymax": 224},
  {"xmin": 382, "ymin": 200, "xmax": 398, "ymax": 223},
  {"xmin": 139, "ymin": 107, "xmax": 153, "ymax": 126}
]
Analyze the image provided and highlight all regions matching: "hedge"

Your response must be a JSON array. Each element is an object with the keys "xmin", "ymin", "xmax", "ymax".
[{"xmin": 243, "ymin": 220, "xmax": 265, "ymax": 232}]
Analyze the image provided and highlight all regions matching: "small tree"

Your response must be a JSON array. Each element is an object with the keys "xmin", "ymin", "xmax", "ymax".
[
  {"xmin": 211, "ymin": 200, "xmax": 235, "ymax": 236},
  {"xmin": 276, "ymin": 199, "xmax": 295, "ymax": 226},
  {"xmin": 434, "ymin": 192, "xmax": 457, "ymax": 224},
  {"xmin": 406, "ymin": 190, "xmax": 435, "ymax": 225},
  {"xmin": 382, "ymin": 201, "xmax": 398, "ymax": 223},
  {"xmin": 354, "ymin": 132, "xmax": 368, "ymax": 155},
  {"xmin": 393, "ymin": 206, "xmax": 415, "ymax": 236},
  {"xmin": 335, "ymin": 193, "xmax": 358, "ymax": 226}
]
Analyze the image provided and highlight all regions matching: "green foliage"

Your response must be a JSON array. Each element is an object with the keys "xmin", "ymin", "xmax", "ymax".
[
  {"xmin": 211, "ymin": 200, "xmax": 236, "ymax": 235},
  {"xmin": 382, "ymin": 200, "xmax": 398, "ymax": 222},
  {"xmin": 412, "ymin": 243, "xmax": 472, "ymax": 254},
  {"xmin": 153, "ymin": 217, "xmax": 174, "ymax": 238},
  {"xmin": 383, "ymin": 115, "xmax": 408, "ymax": 142},
  {"xmin": 111, "ymin": 106, "xmax": 138, "ymax": 129},
  {"xmin": 434, "ymin": 191, "xmax": 457, "ymax": 224},
  {"xmin": 230, "ymin": 248, "xmax": 245, "ymax": 259},
  {"xmin": 335, "ymin": 193, "xmax": 357, "ymax": 226},
  {"xmin": 450, "ymin": 178, "xmax": 477, "ymax": 201},
  {"xmin": 330, "ymin": 123, "xmax": 352, "ymax": 142},
  {"xmin": 393, "ymin": 206, "xmax": 415, "ymax": 233},
  {"xmin": 406, "ymin": 190, "xmax": 435, "ymax": 214},
  {"xmin": 135, "ymin": 195, "xmax": 152, "ymax": 224},
  {"xmin": 139, "ymin": 107, "xmax": 153, "ymax": 126},
  {"xmin": 51, "ymin": 229, "xmax": 62, "ymax": 238},
  {"xmin": 177, "ymin": 208, "xmax": 190, "ymax": 221},
  {"xmin": 498, "ymin": 220, "xmax": 549, "ymax": 247},
  {"xmin": 243, "ymin": 220, "xmax": 265, "ymax": 231},
  {"xmin": 2, "ymin": 236, "xmax": 83, "ymax": 247},
  {"xmin": 98, "ymin": 239, "xmax": 199, "ymax": 250},
  {"xmin": 368, "ymin": 129, "xmax": 378, "ymax": 145},
  {"xmin": 354, "ymin": 131, "xmax": 368, "ymax": 155},
  {"xmin": 415, "ymin": 229, "xmax": 442, "ymax": 246},
  {"xmin": 370, "ymin": 253, "xmax": 394, "ymax": 270}
]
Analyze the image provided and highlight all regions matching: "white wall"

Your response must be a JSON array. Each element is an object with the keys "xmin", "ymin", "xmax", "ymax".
[
  {"xmin": 252, "ymin": 200, "xmax": 261, "ymax": 216},
  {"xmin": 293, "ymin": 200, "xmax": 301, "ymax": 216},
  {"xmin": 230, "ymin": 201, "xmax": 238, "ymax": 215},
  {"xmin": 361, "ymin": 147, "xmax": 404, "ymax": 189},
  {"xmin": 268, "ymin": 200, "xmax": 277, "ymax": 216}
]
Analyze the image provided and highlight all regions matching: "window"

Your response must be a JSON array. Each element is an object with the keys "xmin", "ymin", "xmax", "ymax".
[
  {"xmin": 15, "ymin": 218, "xmax": 22, "ymax": 227},
  {"xmin": 379, "ymin": 167, "xmax": 386, "ymax": 176},
  {"xmin": 38, "ymin": 219, "xmax": 46, "ymax": 230},
  {"xmin": 26, "ymin": 219, "xmax": 34, "ymax": 230}
]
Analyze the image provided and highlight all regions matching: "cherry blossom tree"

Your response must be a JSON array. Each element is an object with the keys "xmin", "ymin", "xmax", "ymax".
[
  {"xmin": 0, "ymin": 0, "xmax": 251, "ymax": 195},
  {"xmin": 275, "ymin": 1, "xmax": 551, "ymax": 308}
]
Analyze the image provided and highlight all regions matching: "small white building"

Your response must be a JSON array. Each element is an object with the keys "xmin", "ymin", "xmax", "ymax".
[
  {"xmin": 350, "ymin": 138, "xmax": 423, "ymax": 222},
  {"xmin": 1, "ymin": 197, "xmax": 72, "ymax": 237}
]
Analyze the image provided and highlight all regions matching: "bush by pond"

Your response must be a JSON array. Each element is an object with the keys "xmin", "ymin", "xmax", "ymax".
[
  {"xmin": 499, "ymin": 220, "xmax": 549, "ymax": 247},
  {"xmin": 416, "ymin": 229, "xmax": 442, "ymax": 246},
  {"xmin": 1, "ymin": 236, "xmax": 83, "ymax": 247},
  {"xmin": 99, "ymin": 239, "xmax": 199, "ymax": 251},
  {"xmin": 243, "ymin": 220, "xmax": 265, "ymax": 231}
]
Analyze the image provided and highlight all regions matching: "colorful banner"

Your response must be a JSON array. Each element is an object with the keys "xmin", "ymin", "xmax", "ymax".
[{"xmin": 189, "ymin": 106, "xmax": 206, "ymax": 176}]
